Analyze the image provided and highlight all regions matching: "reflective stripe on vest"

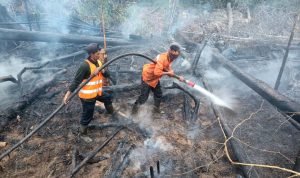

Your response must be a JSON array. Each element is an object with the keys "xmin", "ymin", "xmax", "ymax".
[
  {"xmin": 85, "ymin": 80, "xmax": 103, "ymax": 86},
  {"xmin": 78, "ymin": 60, "xmax": 103, "ymax": 99},
  {"xmin": 79, "ymin": 88, "xmax": 102, "ymax": 94}
]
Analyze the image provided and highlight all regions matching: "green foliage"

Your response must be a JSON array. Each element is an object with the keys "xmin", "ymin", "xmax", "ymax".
[{"xmin": 74, "ymin": 0, "xmax": 129, "ymax": 28}]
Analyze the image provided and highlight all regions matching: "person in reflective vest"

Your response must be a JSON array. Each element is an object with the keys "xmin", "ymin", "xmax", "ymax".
[
  {"xmin": 63, "ymin": 43, "xmax": 114, "ymax": 143},
  {"xmin": 132, "ymin": 43, "xmax": 184, "ymax": 115}
]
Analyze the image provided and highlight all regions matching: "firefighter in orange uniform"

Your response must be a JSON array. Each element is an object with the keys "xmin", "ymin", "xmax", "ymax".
[{"xmin": 132, "ymin": 43, "xmax": 184, "ymax": 114}]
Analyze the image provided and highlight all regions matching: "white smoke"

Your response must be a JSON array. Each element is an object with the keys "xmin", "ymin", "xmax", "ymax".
[{"xmin": 33, "ymin": 0, "xmax": 73, "ymax": 34}]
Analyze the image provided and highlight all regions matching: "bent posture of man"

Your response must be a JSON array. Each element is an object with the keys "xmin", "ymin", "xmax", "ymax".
[
  {"xmin": 63, "ymin": 43, "xmax": 114, "ymax": 143},
  {"xmin": 132, "ymin": 43, "xmax": 184, "ymax": 114}
]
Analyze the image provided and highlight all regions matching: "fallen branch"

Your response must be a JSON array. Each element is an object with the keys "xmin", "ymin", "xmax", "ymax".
[
  {"xmin": 70, "ymin": 147, "xmax": 78, "ymax": 171},
  {"xmin": 70, "ymin": 127, "xmax": 124, "ymax": 177},
  {"xmin": 0, "ymin": 75, "xmax": 18, "ymax": 84},
  {"xmin": 78, "ymin": 153, "xmax": 108, "ymax": 164},
  {"xmin": 17, "ymin": 62, "xmax": 50, "ymax": 93}
]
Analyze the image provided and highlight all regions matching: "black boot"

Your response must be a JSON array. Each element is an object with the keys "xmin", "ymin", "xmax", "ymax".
[
  {"xmin": 153, "ymin": 98, "xmax": 164, "ymax": 114},
  {"xmin": 131, "ymin": 103, "xmax": 139, "ymax": 115},
  {"xmin": 105, "ymin": 103, "xmax": 118, "ymax": 120},
  {"xmin": 105, "ymin": 103, "xmax": 114, "ymax": 114}
]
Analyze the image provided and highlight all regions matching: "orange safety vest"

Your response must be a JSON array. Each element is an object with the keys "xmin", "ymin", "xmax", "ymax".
[
  {"xmin": 78, "ymin": 60, "xmax": 103, "ymax": 99},
  {"xmin": 142, "ymin": 52, "xmax": 172, "ymax": 88}
]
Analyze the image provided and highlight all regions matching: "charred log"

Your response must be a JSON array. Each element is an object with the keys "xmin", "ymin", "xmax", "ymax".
[
  {"xmin": 212, "ymin": 49, "xmax": 300, "ymax": 123},
  {"xmin": 0, "ymin": 28, "xmax": 132, "ymax": 45}
]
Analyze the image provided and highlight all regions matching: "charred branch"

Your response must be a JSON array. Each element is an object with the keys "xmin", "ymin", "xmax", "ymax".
[
  {"xmin": 70, "ymin": 127, "xmax": 124, "ymax": 177},
  {"xmin": 70, "ymin": 147, "xmax": 78, "ymax": 171},
  {"xmin": 78, "ymin": 153, "xmax": 108, "ymax": 164},
  {"xmin": 0, "ymin": 28, "xmax": 132, "ymax": 45},
  {"xmin": 274, "ymin": 14, "xmax": 299, "ymax": 90},
  {"xmin": 192, "ymin": 41, "xmax": 207, "ymax": 75},
  {"xmin": 0, "ymin": 75, "xmax": 18, "ymax": 84},
  {"xmin": 183, "ymin": 94, "xmax": 193, "ymax": 121},
  {"xmin": 104, "ymin": 140, "xmax": 127, "ymax": 177},
  {"xmin": 17, "ymin": 62, "xmax": 50, "ymax": 93}
]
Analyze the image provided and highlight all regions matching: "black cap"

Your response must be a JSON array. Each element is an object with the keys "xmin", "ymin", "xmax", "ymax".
[
  {"xmin": 170, "ymin": 43, "xmax": 180, "ymax": 52},
  {"xmin": 84, "ymin": 43, "xmax": 101, "ymax": 54}
]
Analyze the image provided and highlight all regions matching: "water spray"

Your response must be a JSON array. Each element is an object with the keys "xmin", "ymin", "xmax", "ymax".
[{"xmin": 172, "ymin": 74, "xmax": 232, "ymax": 109}]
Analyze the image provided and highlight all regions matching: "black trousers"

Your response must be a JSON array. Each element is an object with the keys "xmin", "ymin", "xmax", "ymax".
[
  {"xmin": 80, "ymin": 91, "xmax": 113, "ymax": 126},
  {"xmin": 134, "ymin": 79, "xmax": 162, "ymax": 107}
]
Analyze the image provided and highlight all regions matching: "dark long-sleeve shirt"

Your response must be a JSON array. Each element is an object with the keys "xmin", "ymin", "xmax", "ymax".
[{"xmin": 69, "ymin": 58, "xmax": 109, "ymax": 92}]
